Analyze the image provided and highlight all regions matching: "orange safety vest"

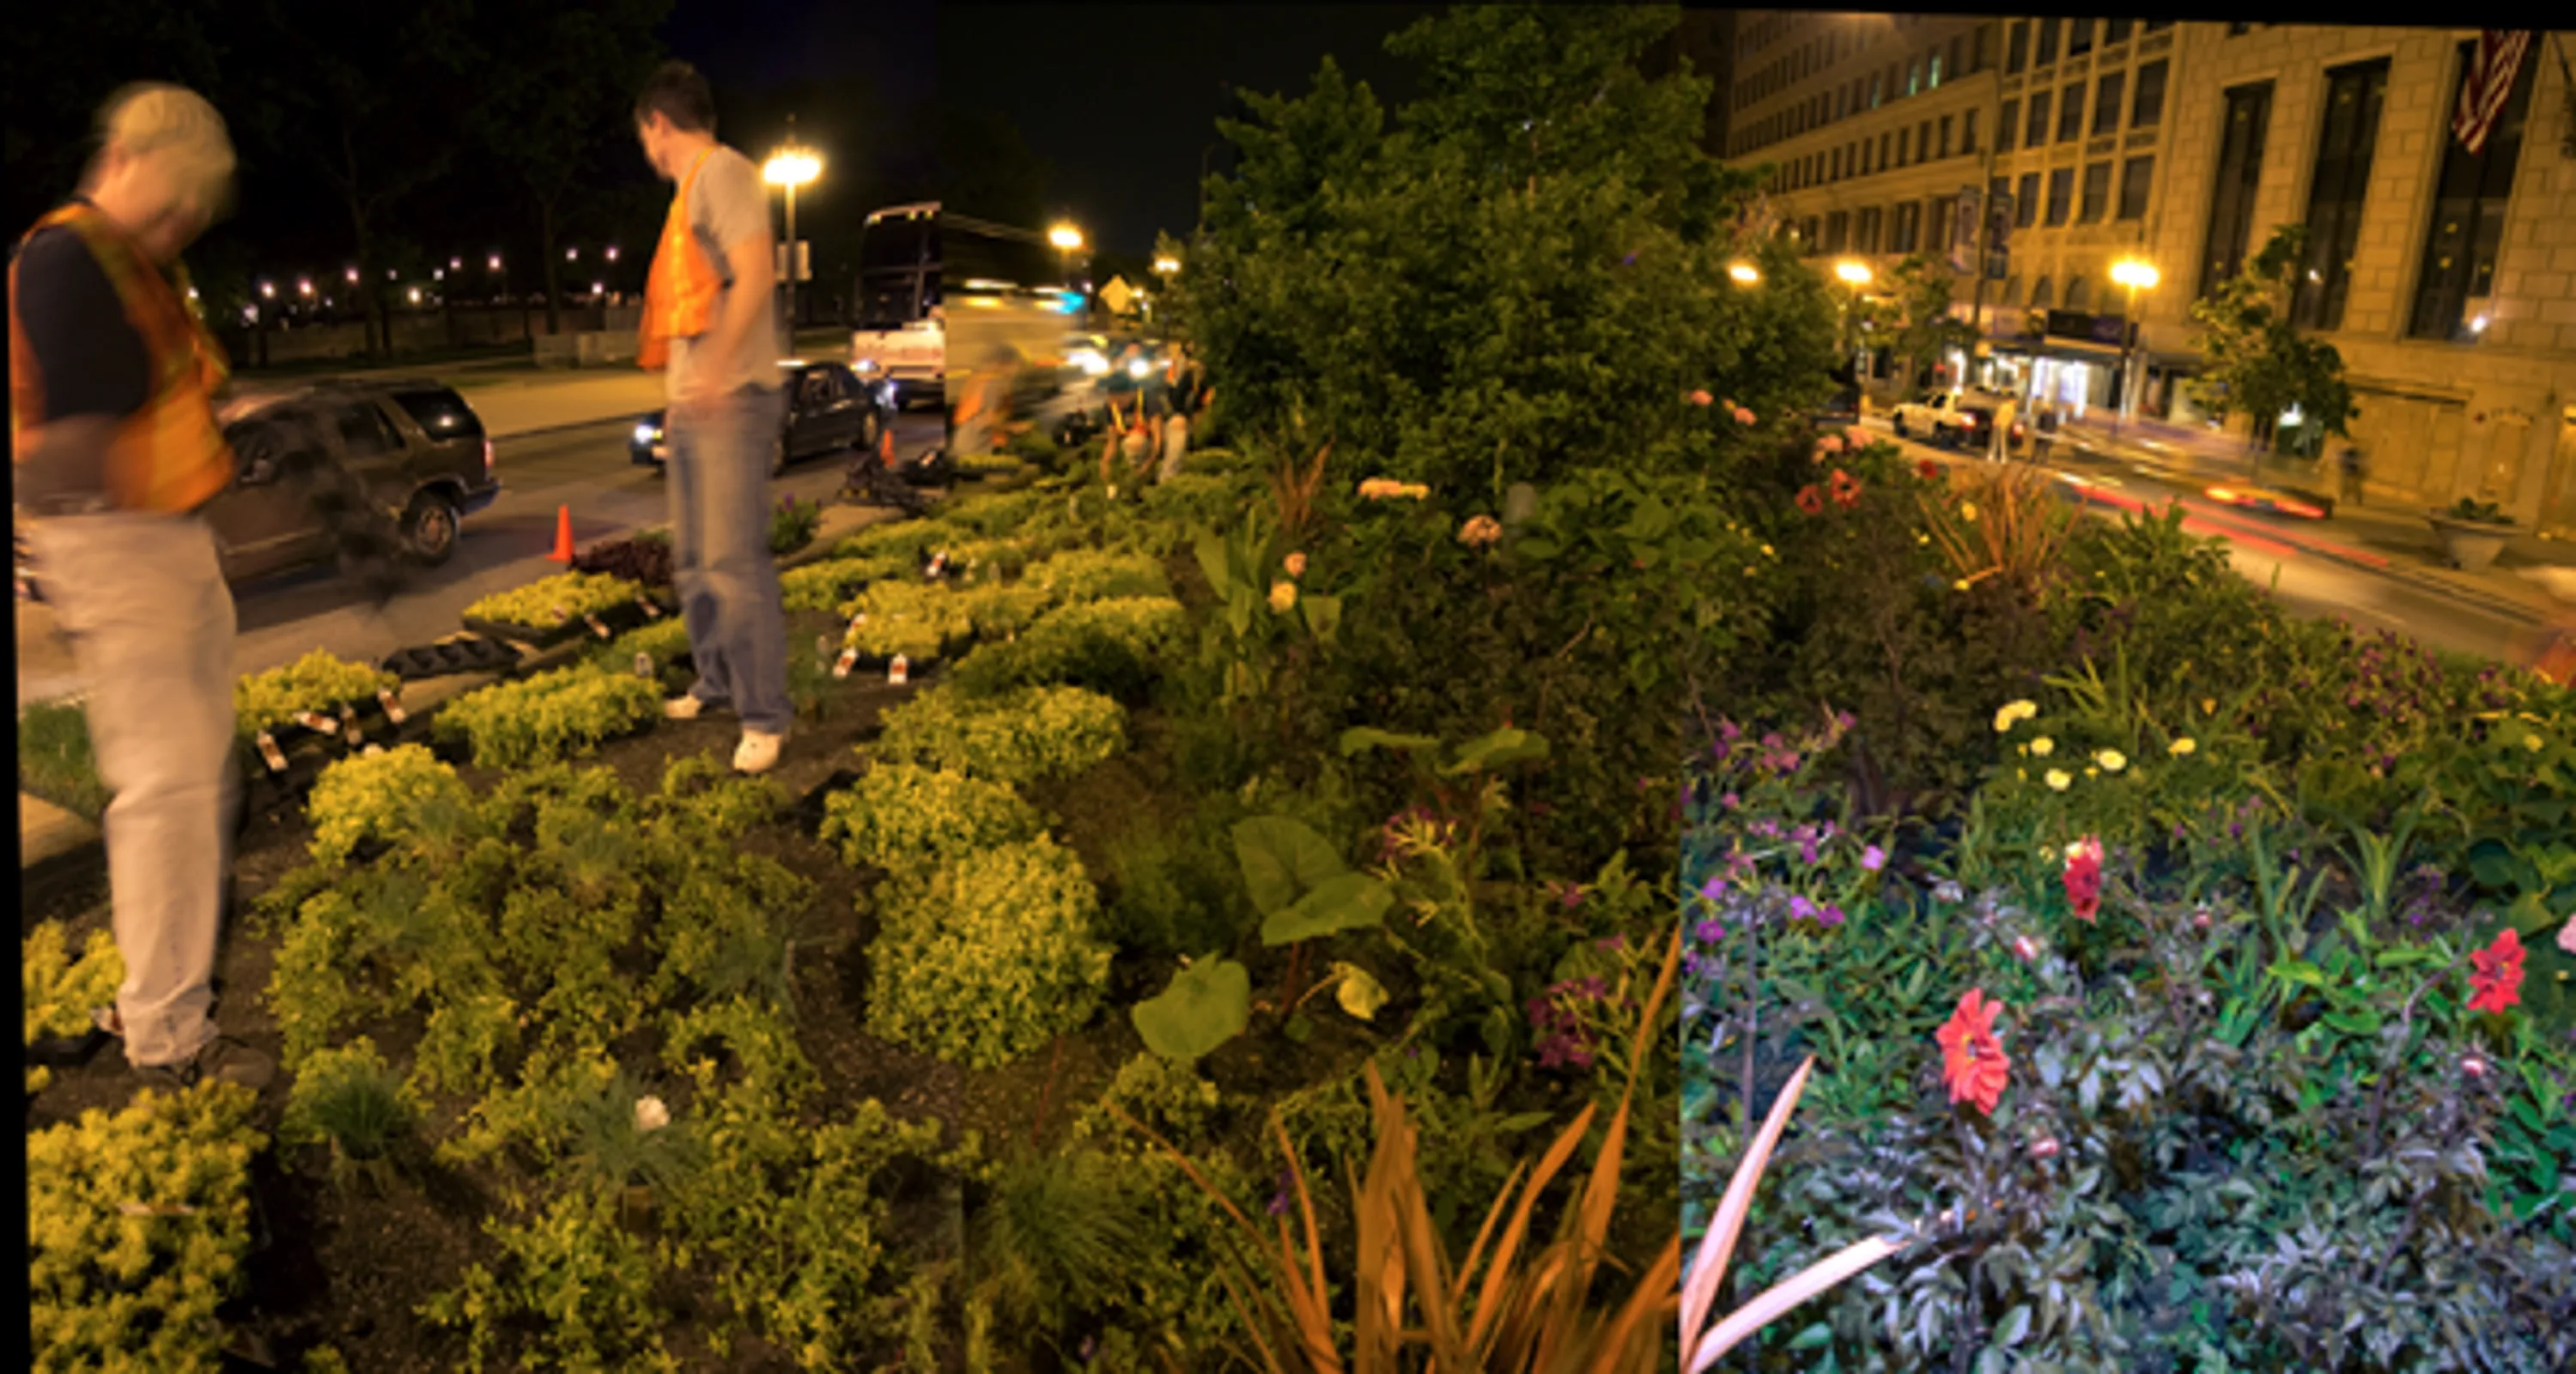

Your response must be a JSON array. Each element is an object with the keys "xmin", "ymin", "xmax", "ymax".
[
  {"xmin": 8, "ymin": 202, "xmax": 234, "ymax": 514},
  {"xmin": 638, "ymin": 148, "xmax": 720, "ymax": 372}
]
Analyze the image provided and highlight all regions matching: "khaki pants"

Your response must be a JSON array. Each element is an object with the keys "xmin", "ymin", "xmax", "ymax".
[
  {"xmin": 1157, "ymin": 414, "xmax": 1189, "ymax": 481},
  {"xmin": 24, "ymin": 509, "xmax": 240, "ymax": 1068}
]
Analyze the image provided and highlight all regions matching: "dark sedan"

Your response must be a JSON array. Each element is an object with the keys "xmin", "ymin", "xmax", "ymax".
[
  {"xmin": 631, "ymin": 360, "xmax": 892, "ymax": 474},
  {"xmin": 19, "ymin": 379, "xmax": 500, "ymax": 598}
]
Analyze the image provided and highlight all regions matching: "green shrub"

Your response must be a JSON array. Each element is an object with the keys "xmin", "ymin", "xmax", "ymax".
[
  {"xmin": 30, "ymin": 1083, "xmax": 263, "ymax": 1374},
  {"xmin": 306, "ymin": 745, "xmax": 481, "ymax": 866},
  {"xmin": 781, "ymin": 555, "xmax": 909, "ymax": 613},
  {"xmin": 422, "ymin": 1190, "xmax": 671, "ymax": 1374},
  {"xmin": 833, "ymin": 517, "xmax": 974, "ymax": 564},
  {"xmin": 24, "ymin": 923, "xmax": 122, "ymax": 1044},
  {"xmin": 434, "ymin": 665, "xmax": 664, "ymax": 769},
  {"xmin": 279, "ymin": 1036, "xmax": 417, "ymax": 1164},
  {"xmin": 973, "ymin": 1146, "xmax": 1145, "ymax": 1328},
  {"xmin": 592, "ymin": 615, "xmax": 693, "ymax": 675},
  {"xmin": 234, "ymin": 648, "xmax": 400, "ymax": 740},
  {"xmin": 944, "ymin": 488, "xmax": 1048, "ymax": 537},
  {"xmin": 18, "ymin": 700, "xmax": 108, "ymax": 823},
  {"xmin": 875, "ymin": 684, "xmax": 1127, "ymax": 786},
  {"xmin": 818, "ymin": 763, "xmax": 1048, "ymax": 875},
  {"xmin": 1020, "ymin": 547, "xmax": 1172, "ymax": 604},
  {"xmin": 839, "ymin": 579, "xmax": 974, "ymax": 662},
  {"xmin": 1094, "ymin": 810, "xmax": 1255, "ymax": 960},
  {"xmin": 769, "ymin": 495, "xmax": 823, "ymax": 557},
  {"xmin": 866, "ymin": 839, "xmax": 1113, "ymax": 1067},
  {"xmin": 463, "ymin": 570, "xmax": 645, "ymax": 630},
  {"xmin": 951, "ymin": 584, "xmax": 1054, "ymax": 640},
  {"xmin": 946, "ymin": 537, "xmax": 1033, "ymax": 581},
  {"xmin": 950, "ymin": 596, "xmax": 1187, "ymax": 701}
]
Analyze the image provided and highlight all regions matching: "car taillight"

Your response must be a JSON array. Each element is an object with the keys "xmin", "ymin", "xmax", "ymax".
[{"xmin": 483, "ymin": 439, "xmax": 495, "ymax": 475}]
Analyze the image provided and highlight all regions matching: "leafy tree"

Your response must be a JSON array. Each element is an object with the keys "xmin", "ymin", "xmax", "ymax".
[
  {"xmin": 2187, "ymin": 223, "xmax": 2358, "ymax": 472},
  {"xmin": 1188, "ymin": 3, "xmax": 1834, "ymax": 502},
  {"xmin": 1881, "ymin": 254, "xmax": 1979, "ymax": 394}
]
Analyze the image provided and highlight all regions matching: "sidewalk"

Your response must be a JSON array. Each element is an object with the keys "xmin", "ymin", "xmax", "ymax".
[{"xmin": 2045, "ymin": 414, "xmax": 2576, "ymax": 625}]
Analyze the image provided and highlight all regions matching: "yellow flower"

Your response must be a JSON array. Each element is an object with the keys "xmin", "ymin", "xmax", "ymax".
[
  {"xmin": 1760, "ymin": 544, "xmax": 1775, "ymax": 557},
  {"xmin": 1457, "ymin": 515, "xmax": 1504, "ymax": 547},
  {"xmin": 1959, "ymin": 502, "xmax": 1979, "ymax": 522},
  {"xmin": 2097, "ymin": 749, "xmax": 2127, "ymax": 773},
  {"xmin": 2201, "ymin": 698, "xmax": 2216, "ymax": 714},
  {"xmin": 2086, "ymin": 767, "xmax": 2100, "ymax": 778},
  {"xmin": 1284, "ymin": 551, "xmax": 1308, "ymax": 579},
  {"xmin": 2045, "ymin": 769, "xmax": 2072, "ymax": 792},
  {"xmin": 1268, "ymin": 581, "xmax": 1298, "ymax": 612},
  {"xmin": 2524, "ymin": 733, "xmax": 2544, "ymax": 752},
  {"xmin": 2030, "ymin": 736, "xmax": 2054, "ymax": 757},
  {"xmin": 1994, "ymin": 700, "xmax": 2038, "ymax": 733},
  {"xmin": 1953, "ymin": 579, "xmax": 1970, "ymax": 591},
  {"xmin": 2168, "ymin": 737, "xmax": 2196, "ymax": 756}
]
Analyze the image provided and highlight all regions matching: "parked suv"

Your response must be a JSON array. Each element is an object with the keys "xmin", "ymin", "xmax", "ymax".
[
  {"xmin": 1892, "ymin": 388, "xmax": 2014, "ymax": 450},
  {"xmin": 631, "ymin": 361, "xmax": 891, "ymax": 474},
  {"xmin": 17, "ymin": 379, "xmax": 501, "ymax": 598}
]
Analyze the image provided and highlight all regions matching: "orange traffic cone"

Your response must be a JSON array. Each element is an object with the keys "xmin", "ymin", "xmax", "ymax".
[
  {"xmin": 880, "ymin": 425, "xmax": 896, "ymax": 464},
  {"xmin": 549, "ymin": 505, "xmax": 576, "ymax": 562}
]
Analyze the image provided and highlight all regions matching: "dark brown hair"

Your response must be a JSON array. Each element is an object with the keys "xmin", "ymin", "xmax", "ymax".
[{"xmin": 635, "ymin": 61, "xmax": 716, "ymax": 134}]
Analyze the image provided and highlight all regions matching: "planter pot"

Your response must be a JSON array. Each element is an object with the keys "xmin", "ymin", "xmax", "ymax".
[{"xmin": 2427, "ymin": 514, "xmax": 2524, "ymax": 573}]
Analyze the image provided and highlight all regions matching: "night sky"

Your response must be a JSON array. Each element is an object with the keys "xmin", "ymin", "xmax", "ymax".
[{"xmin": 939, "ymin": 3, "xmax": 1443, "ymax": 255}]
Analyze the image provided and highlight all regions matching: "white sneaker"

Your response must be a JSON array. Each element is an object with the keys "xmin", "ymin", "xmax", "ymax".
[
  {"xmin": 732, "ymin": 730, "xmax": 785, "ymax": 775},
  {"xmin": 665, "ymin": 695, "xmax": 714, "ymax": 720}
]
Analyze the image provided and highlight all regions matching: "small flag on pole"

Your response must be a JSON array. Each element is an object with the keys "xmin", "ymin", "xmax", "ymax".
[{"xmin": 2452, "ymin": 30, "xmax": 2535, "ymax": 155}]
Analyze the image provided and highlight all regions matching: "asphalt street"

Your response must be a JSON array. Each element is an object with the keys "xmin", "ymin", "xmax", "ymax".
[{"xmin": 15, "ymin": 410, "xmax": 945, "ymax": 705}]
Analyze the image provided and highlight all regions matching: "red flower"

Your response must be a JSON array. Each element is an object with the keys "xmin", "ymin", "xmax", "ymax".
[
  {"xmin": 1917, "ymin": 459, "xmax": 1943, "ymax": 482},
  {"xmin": 2063, "ymin": 838, "xmax": 2105, "ymax": 922},
  {"xmin": 2467, "ymin": 927, "xmax": 2524, "ymax": 1014},
  {"xmin": 1936, "ymin": 988, "xmax": 2010, "ymax": 1115},
  {"xmin": 1829, "ymin": 468, "xmax": 1863, "ymax": 509},
  {"xmin": 1795, "ymin": 484, "xmax": 1825, "ymax": 515}
]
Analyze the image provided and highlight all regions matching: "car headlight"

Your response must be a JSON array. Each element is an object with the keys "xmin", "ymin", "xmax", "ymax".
[
  {"xmin": 854, "ymin": 358, "xmax": 881, "ymax": 374},
  {"xmin": 1127, "ymin": 359, "xmax": 1151, "ymax": 379},
  {"xmin": 635, "ymin": 423, "xmax": 659, "ymax": 444}
]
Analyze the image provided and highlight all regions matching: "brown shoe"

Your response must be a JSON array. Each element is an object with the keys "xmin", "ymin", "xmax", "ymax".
[{"xmin": 134, "ymin": 1036, "xmax": 276, "ymax": 1092}]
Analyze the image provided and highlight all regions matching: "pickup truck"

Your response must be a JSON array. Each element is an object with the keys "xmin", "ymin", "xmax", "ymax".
[
  {"xmin": 1891, "ymin": 390, "xmax": 2014, "ymax": 449},
  {"xmin": 850, "ymin": 318, "xmax": 945, "ymax": 411}
]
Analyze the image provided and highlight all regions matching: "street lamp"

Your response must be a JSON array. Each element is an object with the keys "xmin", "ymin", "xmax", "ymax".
[
  {"xmin": 1728, "ymin": 262, "xmax": 1762, "ymax": 285},
  {"xmin": 1834, "ymin": 258, "xmax": 1873, "ymax": 376},
  {"xmin": 259, "ymin": 281, "xmax": 276, "ymax": 299},
  {"xmin": 1152, "ymin": 256, "xmax": 1180, "ymax": 276},
  {"xmin": 605, "ymin": 245, "xmax": 620, "ymax": 263},
  {"xmin": 763, "ymin": 126, "xmax": 823, "ymax": 341},
  {"xmin": 2109, "ymin": 258, "xmax": 2160, "ymax": 439}
]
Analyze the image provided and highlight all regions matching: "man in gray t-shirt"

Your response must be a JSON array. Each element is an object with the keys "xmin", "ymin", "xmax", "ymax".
[{"xmin": 635, "ymin": 61, "xmax": 793, "ymax": 775}]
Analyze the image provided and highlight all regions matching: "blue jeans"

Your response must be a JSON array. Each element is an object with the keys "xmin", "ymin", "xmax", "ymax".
[{"xmin": 667, "ymin": 385, "xmax": 792, "ymax": 735}]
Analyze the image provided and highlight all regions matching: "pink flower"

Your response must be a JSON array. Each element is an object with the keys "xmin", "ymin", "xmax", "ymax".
[
  {"xmin": 1733, "ymin": 406, "xmax": 1758, "ymax": 426},
  {"xmin": 2558, "ymin": 915, "xmax": 2576, "ymax": 958},
  {"xmin": 2468, "ymin": 927, "xmax": 2524, "ymax": 1014},
  {"xmin": 2063, "ymin": 838, "xmax": 2105, "ymax": 922},
  {"xmin": 1691, "ymin": 389, "xmax": 1714, "ymax": 406},
  {"xmin": 1817, "ymin": 434, "xmax": 1844, "ymax": 454}
]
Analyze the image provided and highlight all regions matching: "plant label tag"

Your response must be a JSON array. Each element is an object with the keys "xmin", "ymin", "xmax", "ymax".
[
  {"xmin": 295, "ymin": 710, "xmax": 334, "ymax": 735},
  {"xmin": 362, "ymin": 743, "xmax": 385, "ymax": 757},
  {"xmin": 637, "ymin": 596, "xmax": 662, "ymax": 619},
  {"xmin": 927, "ymin": 552, "xmax": 947, "ymax": 579},
  {"xmin": 833, "ymin": 646, "xmax": 860, "ymax": 679},
  {"xmin": 633, "ymin": 653, "xmax": 653, "ymax": 678},
  {"xmin": 377, "ymin": 688, "xmax": 406, "ymax": 725},
  {"xmin": 256, "ymin": 731, "xmax": 287, "ymax": 772},
  {"xmin": 340, "ymin": 707, "xmax": 363, "ymax": 745},
  {"xmin": 550, "ymin": 603, "xmax": 570, "ymax": 623},
  {"xmin": 586, "ymin": 613, "xmax": 612, "ymax": 640},
  {"xmin": 889, "ymin": 654, "xmax": 909, "ymax": 685}
]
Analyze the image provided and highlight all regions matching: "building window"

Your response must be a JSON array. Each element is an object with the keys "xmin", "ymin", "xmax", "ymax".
[
  {"xmin": 1933, "ymin": 194, "xmax": 1958, "ymax": 250},
  {"xmin": 1909, "ymin": 58, "xmax": 1923, "ymax": 96},
  {"xmin": 2409, "ymin": 39, "xmax": 2538, "ymax": 339},
  {"xmin": 1930, "ymin": 52, "xmax": 1944, "ymax": 89},
  {"xmin": 1858, "ymin": 206, "xmax": 1883, "ymax": 253},
  {"xmin": 1940, "ymin": 113, "xmax": 1954, "ymax": 158},
  {"xmin": 2295, "ymin": 58, "xmax": 2389, "ymax": 331},
  {"xmin": 2133, "ymin": 59, "xmax": 2168, "ymax": 128},
  {"xmin": 1894, "ymin": 201, "xmax": 1922, "ymax": 252},
  {"xmin": 2118, "ymin": 155, "xmax": 2154, "ymax": 219},
  {"xmin": 2007, "ymin": 21, "xmax": 2029, "ymax": 75},
  {"xmin": 1920, "ymin": 119, "xmax": 1934, "ymax": 162},
  {"xmin": 1948, "ymin": 35, "xmax": 1964, "ymax": 81},
  {"xmin": 2068, "ymin": 20, "xmax": 2093, "ymax": 58},
  {"xmin": 2035, "ymin": 18, "xmax": 2061, "ymax": 67},
  {"xmin": 1963, "ymin": 108, "xmax": 1980, "ymax": 154},
  {"xmin": 2198, "ymin": 81, "xmax": 2275, "ymax": 300},
  {"xmin": 1998, "ymin": 98, "xmax": 2020, "ymax": 151},
  {"xmin": 1898, "ymin": 127, "xmax": 1911, "ymax": 166},
  {"xmin": 2066, "ymin": 275, "xmax": 2090, "ymax": 310},
  {"xmin": 2016, "ymin": 172, "xmax": 2041, "ymax": 227},
  {"xmin": 1972, "ymin": 24, "xmax": 1992, "ymax": 74},
  {"xmin": 2104, "ymin": 19, "xmax": 2132, "ymax": 46},
  {"xmin": 2094, "ymin": 72, "xmax": 2126, "ymax": 135},
  {"xmin": 2144, "ymin": 20, "xmax": 2173, "ymax": 32},
  {"xmin": 2047, "ymin": 167, "xmax": 2076, "ymax": 224},
  {"xmin": 2026, "ymin": 91, "xmax": 2051, "ymax": 148},
  {"xmin": 2227, "ymin": 22, "xmax": 2256, "ymax": 38},
  {"xmin": 2030, "ymin": 276, "xmax": 2054, "ymax": 309},
  {"xmin": 1870, "ymin": 73, "xmax": 1884, "ymax": 108},
  {"xmin": 1826, "ymin": 210, "xmax": 1850, "ymax": 252},
  {"xmin": 1832, "ymin": 147, "xmax": 1844, "ymax": 179},
  {"xmin": 1880, "ymin": 131, "xmax": 1893, "ymax": 168},
  {"xmin": 2058, "ymin": 82, "xmax": 2087, "ymax": 142},
  {"xmin": 2080, "ymin": 161, "xmax": 2112, "ymax": 221}
]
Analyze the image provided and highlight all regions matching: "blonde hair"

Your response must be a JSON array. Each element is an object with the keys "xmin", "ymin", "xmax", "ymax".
[{"xmin": 93, "ymin": 83, "xmax": 235, "ymax": 215}]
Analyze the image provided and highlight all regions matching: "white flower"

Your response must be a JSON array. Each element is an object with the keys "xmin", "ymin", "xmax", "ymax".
[
  {"xmin": 2096, "ymin": 749, "xmax": 2127, "ymax": 773},
  {"xmin": 2169, "ymin": 738, "xmax": 2197, "ymax": 756},
  {"xmin": 1993, "ymin": 700, "xmax": 2038, "ymax": 733},
  {"xmin": 634, "ymin": 1096, "xmax": 671, "ymax": 1133},
  {"xmin": 2029, "ymin": 736, "xmax": 2055, "ymax": 757},
  {"xmin": 2044, "ymin": 769, "xmax": 2072, "ymax": 792}
]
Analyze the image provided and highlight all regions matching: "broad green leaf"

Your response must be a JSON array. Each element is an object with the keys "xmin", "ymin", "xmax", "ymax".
[
  {"xmin": 1130, "ymin": 959, "xmax": 1251, "ymax": 1063},
  {"xmin": 1261, "ymin": 871, "xmax": 1393, "ymax": 945},
  {"xmin": 1233, "ymin": 815, "xmax": 1349, "ymax": 916},
  {"xmin": 1339, "ymin": 727, "xmax": 1440, "ymax": 757},
  {"xmin": 1194, "ymin": 533, "xmax": 1232, "ymax": 597},
  {"xmin": 2266, "ymin": 960, "xmax": 2326, "ymax": 990},
  {"xmin": 1299, "ymin": 593, "xmax": 1342, "ymax": 643},
  {"xmin": 1443, "ymin": 727, "xmax": 1550, "ymax": 775}
]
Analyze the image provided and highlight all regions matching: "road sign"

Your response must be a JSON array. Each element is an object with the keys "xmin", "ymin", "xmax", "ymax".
[{"xmin": 1100, "ymin": 277, "xmax": 1136, "ymax": 315}]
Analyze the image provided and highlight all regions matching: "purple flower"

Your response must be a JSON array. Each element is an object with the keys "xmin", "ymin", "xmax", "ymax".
[
  {"xmin": 1819, "ymin": 903, "xmax": 1846, "ymax": 927},
  {"xmin": 1598, "ymin": 934, "xmax": 1625, "ymax": 951},
  {"xmin": 1693, "ymin": 919, "xmax": 1725, "ymax": 944},
  {"xmin": 1861, "ymin": 845, "xmax": 1886, "ymax": 872},
  {"xmin": 1698, "ymin": 874, "xmax": 1728, "ymax": 903},
  {"xmin": 1752, "ymin": 819, "xmax": 1781, "ymax": 839},
  {"xmin": 1578, "ymin": 976, "xmax": 1609, "ymax": 1000},
  {"xmin": 1787, "ymin": 894, "xmax": 1818, "ymax": 921},
  {"xmin": 1561, "ymin": 882, "xmax": 1587, "ymax": 909},
  {"xmin": 1799, "ymin": 838, "xmax": 1821, "ymax": 866},
  {"xmin": 1268, "ymin": 1174, "xmax": 1291, "ymax": 1215},
  {"xmin": 1721, "ymin": 792, "xmax": 1740, "ymax": 808}
]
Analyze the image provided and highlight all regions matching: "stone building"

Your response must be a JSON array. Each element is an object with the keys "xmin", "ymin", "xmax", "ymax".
[{"xmin": 1726, "ymin": 15, "xmax": 2576, "ymax": 533}]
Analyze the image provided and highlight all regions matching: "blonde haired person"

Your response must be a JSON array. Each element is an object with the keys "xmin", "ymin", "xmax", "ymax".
[{"xmin": 10, "ymin": 83, "xmax": 273, "ymax": 1091}]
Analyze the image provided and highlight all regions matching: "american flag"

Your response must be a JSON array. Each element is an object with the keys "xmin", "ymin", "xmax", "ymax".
[{"xmin": 2451, "ymin": 30, "xmax": 2534, "ymax": 155}]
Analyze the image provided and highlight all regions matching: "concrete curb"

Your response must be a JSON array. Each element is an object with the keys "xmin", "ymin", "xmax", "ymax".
[{"xmin": 15, "ymin": 497, "xmax": 915, "ymax": 879}]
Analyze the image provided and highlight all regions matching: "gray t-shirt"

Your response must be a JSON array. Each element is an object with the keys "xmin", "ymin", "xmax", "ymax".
[{"xmin": 667, "ymin": 144, "xmax": 781, "ymax": 400}]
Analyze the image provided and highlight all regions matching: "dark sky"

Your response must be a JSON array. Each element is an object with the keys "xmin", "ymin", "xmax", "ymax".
[
  {"xmin": 664, "ymin": 0, "xmax": 937, "ymax": 107},
  {"xmin": 939, "ymin": 3, "xmax": 1443, "ymax": 255}
]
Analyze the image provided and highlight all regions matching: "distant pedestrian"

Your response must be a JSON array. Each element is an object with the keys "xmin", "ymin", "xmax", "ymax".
[
  {"xmin": 10, "ymin": 83, "xmax": 274, "ymax": 1092},
  {"xmin": 2338, "ymin": 442, "xmax": 2367, "ymax": 508},
  {"xmin": 1990, "ymin": 395, "xmax": 2020, "ymax": 462},
  {"xmin": 1157, "ymin": 344, "xmax": 1199, "ymax": 480},
  {"xmin": 2032, "ymin": 398, "xmax": 2058, "ymax": 462},
  {"xmin": 634, "ymin": 60, "xmax": 792, "ymax": 775}
]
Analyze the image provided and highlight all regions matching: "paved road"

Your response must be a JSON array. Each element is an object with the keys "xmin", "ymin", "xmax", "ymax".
[
  {"xmin": 15, "ymin": 410, "xmax": 945, "ymax": 705},
  {"xmin": 1854, "ymin": 416, "xmax": 2561, "ymax": 671}
]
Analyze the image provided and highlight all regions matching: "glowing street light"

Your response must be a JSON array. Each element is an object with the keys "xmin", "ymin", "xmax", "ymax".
[
  {"xmin": 434, "ymin": 268, "xmax": 445, "ymax": 282},
  {"xmin": 297, "ymin": 277, "xmax": 313, "ymax": 296},
  {"xmin": 591, "ymin": 281, "xmax": 605, "ymax": 297},
  {"xmin": 407, "ymin": 286, "xmax": 423, "ymax": 305},
  {"xmin": 488, "ymin": 254, "xmax": 503, "ymax": 271},
  {"xmin": 763, "ymin": 125, "xmax": 824, "ymax": 338},
  {"xmin": 259, "ymin": 281, "xmax": 276, "ymax": 299},
  {"xmin": 450, "ymin": 257, "xmax": 464, "ymax": 271},
  {"xmin": 344, "ymin": 266, "xmax": 359, "ymax": 284},
  {"xmin": 1833, "ymin": 259, "xmax": 1873, "ymax": 362},
  {"xmin": 1728, "ymin": 262, "xmax": 1762, "ymax": 285},
  {"xmin": 2110, "ymin": 258, "xmax": 2161, "ymax": 436},
  {"xmin": 605, "ymin": 245, "xmax": 620, "ymax": 262},
  {"xmin": 1048, "ymin": 223, "xmax": 1085, "ymax": 252},
  {"xmin": 1152, "ymin": 256, "xmax": 1180, "ymax": 275},
  {"xmin": 567, "ymin": 246, "xmax": 580, "ymax": 262}
]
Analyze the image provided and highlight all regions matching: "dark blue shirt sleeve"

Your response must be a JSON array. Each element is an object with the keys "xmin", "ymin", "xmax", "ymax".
[{"xmin": 11, "ymin": 226, "xmax": 153, "ymax": 421}]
